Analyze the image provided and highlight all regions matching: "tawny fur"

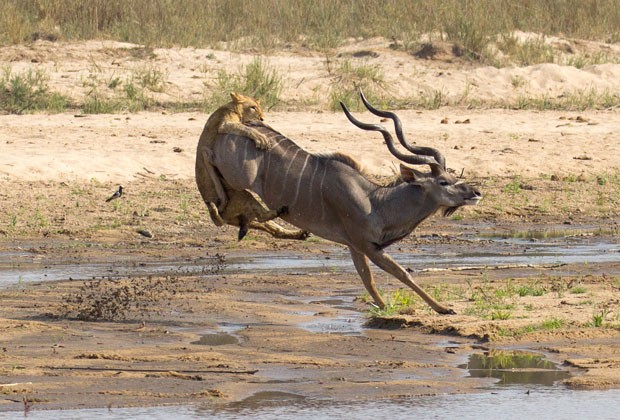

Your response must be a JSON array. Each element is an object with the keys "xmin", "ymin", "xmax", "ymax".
[
  {"xmin": 202, "ymin": 92, "xmax": 271, "ymax": 152},
  {"xmin": 195, "ymin": 93, "xmax": 307, "ymax": 240}
]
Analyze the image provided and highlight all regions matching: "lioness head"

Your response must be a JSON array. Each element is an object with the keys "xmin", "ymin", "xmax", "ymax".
[{"xmin": 230, "ymin": 92, "xmax": 265, "ymax": 123}]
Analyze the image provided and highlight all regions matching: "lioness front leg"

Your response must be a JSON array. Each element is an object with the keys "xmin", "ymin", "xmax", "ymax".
[
  {"xmin": 247, "ymin": 131, "xmax": 271, "ymax": 150},
  {"xmin": 219, "ymin": 122, "xmax": 272, "ymax": 150}
]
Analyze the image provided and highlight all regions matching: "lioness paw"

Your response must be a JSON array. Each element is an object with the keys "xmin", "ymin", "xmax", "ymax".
[{"xmin": 253, "ymin": 133, "xmax": 272, "ymax": 150}]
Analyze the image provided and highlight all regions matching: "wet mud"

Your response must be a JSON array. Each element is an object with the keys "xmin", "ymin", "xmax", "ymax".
[{"xmin": 1, "ymin": 219, "xmax": 619, "ymax": 414}]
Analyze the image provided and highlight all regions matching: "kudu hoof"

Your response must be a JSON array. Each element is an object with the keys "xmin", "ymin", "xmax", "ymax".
[{"xmin": 439, "ymin": 308, "xmax": 456, "ymax": 315}]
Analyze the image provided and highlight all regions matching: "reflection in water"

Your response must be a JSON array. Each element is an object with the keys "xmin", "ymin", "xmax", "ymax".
[
  {"xmin": 190, "ymin": 333, "xmax": 239, "ymax": 346},
  {"xmin": 10, "ymin": 389, "xmax": 620, "ymax": 420},
  {"xmin": 225, "ymin": 391, "xmax": 306, "ymax": 410},
  {"xmin": 459, "ymin": 350, "xmax": 571, "ymax": 386}
]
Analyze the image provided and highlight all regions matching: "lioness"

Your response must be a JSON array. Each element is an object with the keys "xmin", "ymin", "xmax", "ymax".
[{"xmin": 196, "ymin": 93, "xmax": 307, "ymax": 240}]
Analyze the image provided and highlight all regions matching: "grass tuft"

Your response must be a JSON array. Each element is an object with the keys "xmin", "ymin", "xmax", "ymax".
[
  {"xmin": 0, "ymin": 67, "xmax": 68, "ymax": 113},
  {"xmin": 204, "ymin": 57, "xmax": 283, "ymax": 112}
]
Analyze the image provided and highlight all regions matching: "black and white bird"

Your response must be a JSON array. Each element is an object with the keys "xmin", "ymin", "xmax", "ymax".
[{"xmin": 105, "ymin": 185, "xmax": 123, "ymax": 202}]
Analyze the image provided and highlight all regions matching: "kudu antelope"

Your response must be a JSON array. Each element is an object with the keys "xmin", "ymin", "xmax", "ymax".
[{"xmin": 212, "ymin": 92, "xmax": 482, "ymax": 314}]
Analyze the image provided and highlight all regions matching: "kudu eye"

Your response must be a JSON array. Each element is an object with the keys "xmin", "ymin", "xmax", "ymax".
[{"xmin": 439, "ymin": 180, "xmax": 450, "ymax": 187}]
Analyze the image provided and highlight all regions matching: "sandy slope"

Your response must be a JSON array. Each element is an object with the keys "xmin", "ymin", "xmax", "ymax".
[
  {"xmin": 1, "ymin": 38, "xmax": 620, "ymax": 183},
  {"xmin": 1, "ymin": 108, "xmax": 619, "ymax": 182}
]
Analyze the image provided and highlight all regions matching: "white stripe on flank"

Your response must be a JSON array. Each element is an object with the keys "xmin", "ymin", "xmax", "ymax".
[
  {"xmin": 242, "ymin": 139, "xmax": 250, "ymax": 162},
  {"xmin": 265, "ymin": 140, "xmax": 291, "ymax": 178},
  {"xmin": 308, "ymin": 159, "xmax": 320, "ymax": 195},
  {"xmin": 291, "ymin": 154, "xmax": 310, "ymax": 208},
  {"xmin": 319, "ymin": 163, "xmax": 328, "ymax": 221},
  {"xmin": 281, "ymin": 149, "xmax": 300, "ymax": 201}
]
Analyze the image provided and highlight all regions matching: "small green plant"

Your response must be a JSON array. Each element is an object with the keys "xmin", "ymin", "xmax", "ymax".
[
  {"xmin": 503, "ymin": 176, "xmax": 522, "ymax": 194},
  {"xmin": 541, "ymin": 317, "xmax": 565, "ymax": 330},
  {"xmin": 591, "ymin": 313, "xmax": 604, "ymax": 328},
  {"xmin": 82, "ymin": 87, "xmax": 123, "ymax": 114},
  {"xmin": 491, "ymin": 310, "xmax": 512, "ymax": 320},
  {"xmin": 416, "ymin": 88, "xmax": 446, "ymax": 110},
  {"xmin": 596, "ymin": 174, "xmax": 608, "ymax": 186},
  {"xmin": 206, "ymin": 57, "xmax": 283, "ymax": 111},
  {"xmin": 569, "ymin": 286, "xmax": 587, "ymax": 294},
  {"xmin": 589, "ymin": 309, "xmax": 608, "ymax": 328},
  {"xmin": 132, "ymin": 65, "xmax": 167, "ymax": 92},
  {"xmin": 368, "ymin": 288, "xmax": 418, "ymax": 317},
  {"xmin": 107, "ymin": 76, "xmax": 122, "ymax": 89},
  {"xmin": 517, "ymin": 282, "xmax": 546, "ymax": 297},
  {"xmin": 0, "ymin": 67, "xmax": 68, "ymax": 113},
  {"xmin": 464, "ymin": 280, "xmax": 516, "ymax": 319}
]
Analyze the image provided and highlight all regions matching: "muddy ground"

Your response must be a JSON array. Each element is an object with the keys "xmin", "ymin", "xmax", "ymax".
[
  {"xmin": 1, "ymin": 39, "xmax": 620, "ymax": 413},
  {"xmin": 1, "ymin": 176, "xmax": 619, "ymax": 413}
]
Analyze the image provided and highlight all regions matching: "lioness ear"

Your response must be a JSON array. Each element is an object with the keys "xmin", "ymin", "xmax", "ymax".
[{"xmin": 230, "ymin": 92, "xmax": 243, "ymax": 103}]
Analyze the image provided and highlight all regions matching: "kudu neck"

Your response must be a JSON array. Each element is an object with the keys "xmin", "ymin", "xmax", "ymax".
[{"xmin": 371, "ymin": 182, "xmax": 440, "ymax": 229}]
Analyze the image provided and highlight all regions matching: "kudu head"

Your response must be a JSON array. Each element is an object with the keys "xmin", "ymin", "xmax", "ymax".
[{"xmin": 340, "ymin": 91, "xmax": 482, "ymax": 216}]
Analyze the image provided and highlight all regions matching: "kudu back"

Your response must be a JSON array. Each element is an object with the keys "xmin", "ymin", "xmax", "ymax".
[{"xmin": 212, "ymin": 92, "xmax": 481, "ymax": 314}]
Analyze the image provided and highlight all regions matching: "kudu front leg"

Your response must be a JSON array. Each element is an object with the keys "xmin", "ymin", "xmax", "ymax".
[
  {"xmin": 350, "ymin": 248, "xmax": 386, "ymax": 309},
  {"xmin": 366, "ymin": 249, "xmax": 455, "ymax": 315}
]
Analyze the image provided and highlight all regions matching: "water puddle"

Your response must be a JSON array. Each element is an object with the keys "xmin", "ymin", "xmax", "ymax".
[
  {"xmin": 459, "ymin": 350, "xmax": 571, "ymax": 387},
  {"xmin": 296, "ymin": 295, "xmax": 365, "ymax": 335},
  {"xmin": 1, "ymin": 234, "xmax": 618, "ymax": 289},
  {"xmin": 11, "ymin": 389, "xmax": 620, "ymax": 419},
  {"xmin": 226, "ymin": 391, "xmax": 306, "ymax": 409},
  {"xmin": 190, "ymin": 333, "xmax": 239, "ymax": 346},
  {"xmin": 299, "ymin": 313, "xmax": 364, "ymax": 335}
]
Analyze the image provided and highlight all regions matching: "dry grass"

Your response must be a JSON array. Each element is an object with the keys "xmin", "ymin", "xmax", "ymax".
[{"xmin": 1, "ymin": 0, "xmax": 619, "ymax": 51}]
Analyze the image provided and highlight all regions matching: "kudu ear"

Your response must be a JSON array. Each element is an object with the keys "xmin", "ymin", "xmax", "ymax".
[{"xmin": 400, "ymin": 163, "xmax": 423, "ymax": 183}]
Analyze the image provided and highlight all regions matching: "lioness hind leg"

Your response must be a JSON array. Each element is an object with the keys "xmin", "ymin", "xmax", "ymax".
[
  {"xmin": 206, "ymin": 202, "xmax": 226, "ymax": 227},
  {"xmin": 249, "ymin": 220, "xmax": 309, "ymax": 240},
  {"xmin": 201, "ymin": 149, "xmax": 228, "ymax": 211}
]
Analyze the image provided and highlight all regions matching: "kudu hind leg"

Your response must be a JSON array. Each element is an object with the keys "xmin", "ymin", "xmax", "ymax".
[
  {"xmin": 366, "ymin": 249, "xmax": 455, "ymax": 315},
  {"xmin": 350, "ymin": 248, "xmax": 386, "ymax": 309}
]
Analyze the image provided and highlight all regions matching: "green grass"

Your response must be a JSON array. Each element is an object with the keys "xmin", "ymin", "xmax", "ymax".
[
  {"xmin": 517, "ymin": 282, "xmax": 546, "ymax": 297},
  {"xmin": 3, "ymin": 1, "xmax": 620, "ymax": 114},
  {"xmin": 511, "ymin": 88, "xmax": 620, "ymax": 111},
  {"xmin": 503, "ymin": 176, "xmax": 522, "ymax": 195},
  {"xmin": 204, "ymin": 57, "xmax": 283, "ymax": 112},
  {"xmin": 0, "ymin": 67, "xmax": 68, "ymax": 113},
  {"xmin": 569, "ymin": 286, "xmax": 587, "ymax": 294},
  {"xmin": 79, "ymin": 64, "xmax": 173, "ymax": 114},
  {"xmin": 500, "ymin": 317, "xmax": 567, "ymax": 337},
  {"xmin": 464, "ymin": 279, "xmax": 518, "ymax": 319},
  {"xmin": 367, "ymin": 288, "xmax": 419, "ymax": 317}
]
